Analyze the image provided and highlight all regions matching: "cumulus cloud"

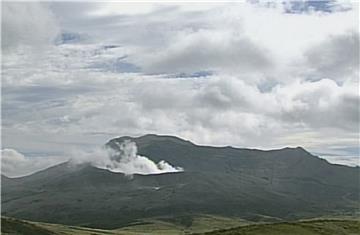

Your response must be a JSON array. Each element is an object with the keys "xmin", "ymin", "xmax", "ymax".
[
  {"xmin": 272, "ymin": 78, "xmax": 359, "ymax": 130},
  {"xmin": 304, "ymin": 31, "xmax": 359, "ymax": 81},
  {"xmin": 135, "ymin": 29, "xmax": 272, "ymax": 74},
  {"xmin": 1, "ymin": 2, "xmax": 359, "ymax": 169},
  {"xmin": 2, "ymin": 46, "xmax": 358, "ymax": 155},
  {"xmin": 1, "ymin": 2, "xmax": 59, "ymax": 51}
]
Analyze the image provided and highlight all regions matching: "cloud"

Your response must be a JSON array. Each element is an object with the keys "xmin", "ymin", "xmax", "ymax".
[
  {"xmin": 281, "ymin": 0, "xmax": 353, "ymax": 14},
  {"xmin": 315, "ymin": 145, "xmax": 359, "ymax": 166},
  {"xmin": 1, "ymin": 149, "xmax": 66, "ymax": 177},
  {"xmin": 318, "ymin": 155, "xmax": 359, "ymax": 167},
  {"xmin": 2, "ymin": 49, "xmax": 358, "ymax": 153},
  {"xmin": 1, "ymin": 2, "xmax": 59, "ymax": 51},
  {"xmin": 272, "ymin": 78, "xmax": 359, "ymax": 130},
  {"xmin": 303, "ymin": 31, "xmax": 359, "ymax": 81},
  {"xmin": 25, "ymin": 2, "xmax": 357, "ymax": 79},
  {"xmin": 135, "ymin": 29, "xmax": 272, "ymax": 75},
  {"xmin": 1, "ymin": 2, "xmax": 359, "ymax": 169}
]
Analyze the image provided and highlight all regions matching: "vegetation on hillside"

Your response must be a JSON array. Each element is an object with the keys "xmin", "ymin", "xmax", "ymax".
[
  {"xmin": 2, "ymin": 216, "xmax": 359, "ymax": 235},
  {"xmin": 199, "ymin": 219, "xmax": 360, "ymax": 235}
]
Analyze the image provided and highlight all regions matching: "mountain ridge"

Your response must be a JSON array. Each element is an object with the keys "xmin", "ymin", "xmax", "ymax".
[
  {"xmin": 108, "ymin": 134, "xmax": 312, "ymax": 154},
  {"xmin": 2, "ymin": 134, "xmax": 359, "ymax": 229},
  {"xmin": 3, "ymin": 134, "xmax": 323, "ymax": 180}
]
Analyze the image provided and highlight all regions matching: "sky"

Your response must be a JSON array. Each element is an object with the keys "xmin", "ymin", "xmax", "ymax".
[{"xmin": 1, "ymin": 0, "xmax": 359, "ymax": 177}]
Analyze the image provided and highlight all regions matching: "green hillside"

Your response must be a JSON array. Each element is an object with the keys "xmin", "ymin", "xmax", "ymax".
[
  {"xmin": 199, "ymin": 219, "xmax": 360, "ymax": 235},
  {"xmin": 2, "ymin": 217, "xmax": 359, "ymax": 235},
  {"xmin": 1, "ymin": 215, "xmax": 248, "ymax": 235}
]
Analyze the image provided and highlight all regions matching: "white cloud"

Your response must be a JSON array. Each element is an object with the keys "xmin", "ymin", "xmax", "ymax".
[
  {"xmin": 1, "ymin": 2, "xmax": 359, "ymax": 172},
  {"xmin": 1, "ymin": 2, "xmax": 59, "ymax": 51},
  {"xmin": 134, "ymin": 29, "xmax": 272, "ymax": 75},
  {"xmin": 272, "ymin": 78, "xmax": 359, "ymax": 130},
  {"xmin": 303, "ymin": 31, "xmax": 359, "ymax": 81},
  {"xmin": 319, "ymin": 155, "xmax": 359, "ymax": 167},
  {"xmin": 2, "ymin": 63, "xmax": 357, "ymax": 155}
]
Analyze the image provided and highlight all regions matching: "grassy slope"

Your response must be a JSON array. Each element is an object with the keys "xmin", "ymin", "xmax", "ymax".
[
  {"xmin": 2, "ymin": 217, "xmax": 116, "ymax": 235},
  {"xmin": 116, "ymin": 215, "xmax": 249, "ymax": 235},
  {"xmin": 1, "ymin": 217, "xmax": 56, "ymax": 235},
  {"xmin": 2, "ymin": 216, "xmax": 360, "ymax": 235},
  {"xmin": 199, "ymin": 219, "xmax": 360, "ymax": 235},
  {"xmin": 1, "ymin": 215, "xmax": 248, "ymax": 235}
]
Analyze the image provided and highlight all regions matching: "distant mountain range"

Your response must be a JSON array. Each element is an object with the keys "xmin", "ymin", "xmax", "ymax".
[{"xmin": 2, "ymin": 134, "xmax": 359, "ymax": 229}]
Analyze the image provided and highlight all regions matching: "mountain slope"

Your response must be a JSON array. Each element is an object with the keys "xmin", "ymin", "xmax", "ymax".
[{"xmin": 2, "ymin": 135, "xmax": 359, "ymax": 229}]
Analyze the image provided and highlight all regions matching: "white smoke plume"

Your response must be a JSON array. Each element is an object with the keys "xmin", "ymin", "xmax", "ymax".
[
  {"xmin": 70, "ymin": 140, "xmax": 183, "ymax": 175},
  {"xmin": 1, "ymin": 140, "xmax": 183, "ymax": 177}
]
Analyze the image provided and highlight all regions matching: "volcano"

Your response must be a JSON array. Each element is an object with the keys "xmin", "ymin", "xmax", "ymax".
[{"xmin": 2, "ymin": 134, "xmax": 359, "ymax": 229}]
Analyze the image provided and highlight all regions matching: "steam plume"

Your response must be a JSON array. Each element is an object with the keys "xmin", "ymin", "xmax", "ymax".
[{"xmin": 71, "ymin": 140, "xmax": 183, "ymax": 175}]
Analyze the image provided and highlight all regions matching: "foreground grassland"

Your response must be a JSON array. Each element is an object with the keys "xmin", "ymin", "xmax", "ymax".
[
  {"xmin": 2, "ymin": 216, "xmax": 360, "ymax": 235},
  {"xmin": 199, "ymin": 219, "xmax": 360, "ymax": 235},
  {"xmin": 1, "ymin": 215, "xmax": 248, "ymax": 235}
]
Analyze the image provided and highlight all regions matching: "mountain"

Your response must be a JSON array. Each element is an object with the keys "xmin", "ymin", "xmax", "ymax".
[{"xmin": 2, "ymin": 134, "xmax": 359, "ymax": 229}]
